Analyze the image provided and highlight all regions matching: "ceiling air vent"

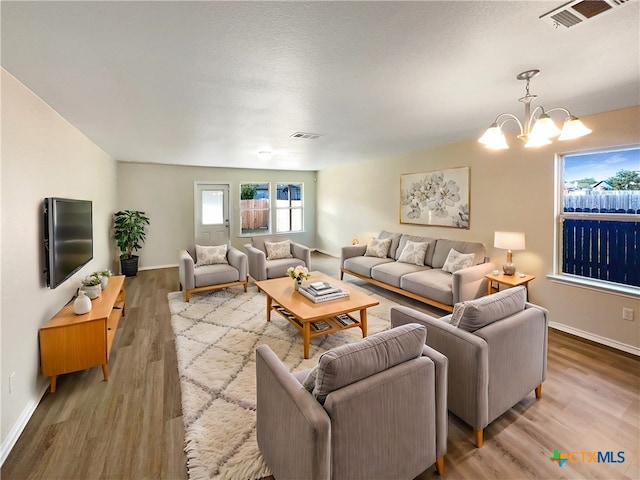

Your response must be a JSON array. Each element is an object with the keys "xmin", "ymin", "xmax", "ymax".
[
  {"xmin": 540, "ymin": 0, "xmax": 630, "ymax": 28},
  {"xmin": 290, "ymin": 132, "xmax": 322, "ymax": 139}
]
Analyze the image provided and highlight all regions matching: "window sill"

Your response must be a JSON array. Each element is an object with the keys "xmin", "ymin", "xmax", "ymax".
[{"xmin": 546, "ymin": 274, "xmax": 640, "ymax": 299}]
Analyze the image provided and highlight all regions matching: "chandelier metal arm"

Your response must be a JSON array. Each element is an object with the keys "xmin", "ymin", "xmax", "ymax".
[{"xmin": 494, "ymin": 113, "xmax": 524, "ymax": 136}]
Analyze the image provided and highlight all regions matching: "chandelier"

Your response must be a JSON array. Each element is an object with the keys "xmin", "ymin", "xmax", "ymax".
[{"xmin": 478, "ymin": 69, "xmax": 592, "ymax": 150}]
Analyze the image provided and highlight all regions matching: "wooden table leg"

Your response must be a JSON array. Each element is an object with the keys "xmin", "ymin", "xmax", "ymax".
[
  {"xmin": 359, "ymin": 309, "xmax": 368, "ymax": 337},
  {"xmin": 102, "ymin": 364, "xmax": 109, "ymax": 381},
  {"xmin": 50, "ymin": 376, "xmax": 57, "ymax": 393},
  {"xmin": 303, "ymin": 322, "xmax": 311, "ymax": 359},
  {"xmin": 265, "ymin": 295, "xmax": 272, "ymax": 321}
]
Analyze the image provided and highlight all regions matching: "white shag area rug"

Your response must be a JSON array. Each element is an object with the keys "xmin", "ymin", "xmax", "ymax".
[{"xmin": 168, "ymin": 285, "xmax": 399, "ymax": 480}]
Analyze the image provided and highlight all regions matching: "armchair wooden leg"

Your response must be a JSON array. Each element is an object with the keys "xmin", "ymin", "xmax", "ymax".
[
  {"xmin": 474, "ymin": 429, "xmax": 483, "ymax": 448},
  {"xmin": 185, "ymin": 291, "xmax": 191, "ymax": 302},
  {"xmin": 435, "ymin": 456, "xmax": 445, "ymax": 475},
  {"xmin": 244, "ymin": 277, "xmax": 248, "ymax": 292},
  {"xmin": 535, "ymin": 384, "xmax": 542, "ymax": 399},
  {"xmin": 340, "ymin": 271, "xmax": 344, "ymax": 280}
]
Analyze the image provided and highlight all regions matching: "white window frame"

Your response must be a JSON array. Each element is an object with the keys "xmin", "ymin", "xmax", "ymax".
[
  {"xmin": 275, "ymin": 182, "xmax": 304, "ymax": 234},
  {"xmin": 550, "ymin": 145, "xmax": 640, "ymax": 298}
]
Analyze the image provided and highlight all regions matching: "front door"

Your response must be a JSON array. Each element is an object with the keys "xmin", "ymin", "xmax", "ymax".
[{"xmin": 194, "ymin": 182, "xmax": 230, "ymax": 245}]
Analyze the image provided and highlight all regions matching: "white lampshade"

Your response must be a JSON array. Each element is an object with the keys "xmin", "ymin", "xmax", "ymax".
[
  {"xmin": 479, "ymin": 124, "xmax": 509, "ymax": 150},
  {"xmin": 529, "ymin": 113, "xmax": 561, "ymax": 139},
  {"xmin": 558, "ymin": 116, "xmax": 592, "ymax": 141},
  {"xmin": 494, "ymin": 231, "xmax": 526, "ymax": 251},
  {"xmin": 524, "ymin": 134, "xmax": 552, "ymax": 148}
]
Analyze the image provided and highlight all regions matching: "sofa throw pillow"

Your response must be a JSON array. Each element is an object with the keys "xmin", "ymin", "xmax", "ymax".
[
  {"xmin": 442, "ymin": 248, "xmax": 475, "ymax": 273},
  {"xmin": 457, "ymin": 286, "xmax": 527, "ymax": 332},
  {"xmin": 302, "ymin": 366, "xmax": 318, "ymax": 393},
  {"xmin": 264, "ymin": 240, "xmax": 293, "ymax": 260},
  {"xmin": 195, "ymin": 244, "xmax": 228, "ymax": 266},
  {"xmin": 364, "ymin": 238, "xmax": 392, "ymax": 258},
  {"xmin": 397, "ymin": 240, "xmax": 430, "ymax": 266},
  {"xmin": 449, "ymin": 302, "xmax": 466, "ymax": 327},
  {"xmin": 312, "ymin": 323, "xmax": 426, "ymax": 404}
]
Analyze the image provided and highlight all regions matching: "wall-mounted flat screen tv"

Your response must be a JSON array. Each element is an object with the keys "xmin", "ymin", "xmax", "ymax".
[{"xmin": 44, "ymin": 197, "xmax": 93, "ymax": 289}]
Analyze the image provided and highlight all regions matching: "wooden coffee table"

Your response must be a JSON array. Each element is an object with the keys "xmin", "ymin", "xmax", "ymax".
[{"xmin": 255, "ymin": 272, "xmax": 380, "ymax": 358}]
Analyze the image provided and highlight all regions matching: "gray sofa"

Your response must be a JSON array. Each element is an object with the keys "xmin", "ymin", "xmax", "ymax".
[
  {"xmin": 256, "ymin": 323, "xmax": 448, "ymax": 479},
  {"xmin": 341, "ymin": 230, "xmax": 495, "ymax": 312},
  {"xmin": 390, "ymin": 286, "xmax": 548, "ymax": 447}
]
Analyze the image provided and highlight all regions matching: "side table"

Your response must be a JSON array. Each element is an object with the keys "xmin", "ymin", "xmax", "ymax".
[{"xmin": 485, "ymin": 272, "xmax": 535, "ymax": 297}]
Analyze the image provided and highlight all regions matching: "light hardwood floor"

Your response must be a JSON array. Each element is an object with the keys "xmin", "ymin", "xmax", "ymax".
[{"xmin": 2, "ymin": 252, "xmax": 639, "ymax": 479}]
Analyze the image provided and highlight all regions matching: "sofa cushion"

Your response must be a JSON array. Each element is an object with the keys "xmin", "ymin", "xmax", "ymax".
[
  {"xmin": 195, "ymin": 244, "xmax": 228, "ymax": 266},
  {"xmin": 400, "ymin": 269, "xmax": 454, "ymax": 306},
  {"xmin": 371, "ymin": 261, "xmax": 429, "ymax": 288},
  {"xmin": 457, "ymin": 286, "xmax": 527, "ymax": 332},
  {"xmin": 365, "ymin": 238, "xmax": 392, "ymax": 258},
  {"xmin": 432, "ymin": 239, "xmax": 486, "ymax": 269},
  {"xmin": 265, "ymin": 240, "xmax": 293, "ymax": 260},
  {"xmin": 397, "ymin": 240, "xmax": 430, "ymax": 266},
  {"xmin": 194, "ymin": 263, "xmax": 240, "ymax": 287},
  {"xmin": 343, "ymin": 256, "xmax": 395, "ymax": 278},
  {"xmin": 265, "ymin": 257, "xmax": 305, "ymax": 278},
  {"xmin": 396, "ymin": 235, "xmax": 437, "ymax": 265},
  {"xmin": 312, "ymin": 323, "xmax": 427, "ymax": 404},
  {"xmin": 378, "ymin": 231, "xmax": 403, "ymax": 258},
  {"xmin": 442, "ymin": 248, "xmax": 475, "ymax": 273}
]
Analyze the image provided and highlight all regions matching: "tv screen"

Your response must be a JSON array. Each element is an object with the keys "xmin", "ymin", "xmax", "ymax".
[{"xmin": 44, "ymin": 197, "xmax": 93, "ymax": 289}]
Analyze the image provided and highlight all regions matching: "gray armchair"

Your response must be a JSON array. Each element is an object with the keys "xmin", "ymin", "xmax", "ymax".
[
  {"xmin": 256, "ymin": 323, "xmax": 448, "ymax": 479},
  {"xmin": 390, "ymin": 286, "xmax": 548, "ymax": 448},
  {"xmin": 178, "ymin": 244, "xmax": 248, "ymax": 302},
  {"xmin": 244, "ymin": 235, "xmax": 311, "ymax": 282}
]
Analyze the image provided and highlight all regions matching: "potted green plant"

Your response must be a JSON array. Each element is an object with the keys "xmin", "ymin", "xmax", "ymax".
[
  {"xmin": 81, "ymin": 274, "xmax": 102, "ymax": 299},
  {"xmin": 113, "ymin": 210, "xmax": 150, "ymax": 277}
]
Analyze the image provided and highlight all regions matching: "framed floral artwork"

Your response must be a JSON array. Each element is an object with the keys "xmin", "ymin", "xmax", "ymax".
[{"xmin": 400, "ymin": 166, "xmax": 470, "ymax": 228}]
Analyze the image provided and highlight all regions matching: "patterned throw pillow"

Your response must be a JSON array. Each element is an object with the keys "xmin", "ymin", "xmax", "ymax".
[
  {"xmin": 364, "ymin": 238, "xmax": 392, "ymax": 258},
  {"xmin": 397, "ymin": 240, "xmax": 429, "ymax": 266},
  {"xmin": 442, "ymin": 248, "xmax": 475, "ymax": 273},
  {"xmin": 195, "ymin": 244, "xmax": 228, "ymax": 266},
  {"xmin": 449, "ymin": 302, "xmax": 466, "ymax": 327},
  {"xmin": 264, "ymin": 240, "xmax": 293, "ymax": 260}
]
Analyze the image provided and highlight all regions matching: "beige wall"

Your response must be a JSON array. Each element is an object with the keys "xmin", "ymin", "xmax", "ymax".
[
  {"xmin": 1, "ymin": 70, "xmax": 118, "ymax": 459},
  {"xmin": 317, "ymin": 106, "xmax": 640, "ymax": 353},
  {"xmin": 116, "ymin": 163, "xmax": 317, "ymax": 269}
]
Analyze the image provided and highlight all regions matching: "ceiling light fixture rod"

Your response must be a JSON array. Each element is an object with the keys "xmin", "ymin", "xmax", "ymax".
[{"xmin": 479, "ymin": 69, "xmax": 592, "ymax": 150}]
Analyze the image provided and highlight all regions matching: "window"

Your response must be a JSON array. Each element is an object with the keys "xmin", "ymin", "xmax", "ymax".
[
  {"xmin": 557, "ymin": 146, "xmax": 640, "ymax": 289},
  {"xmin": 240, "ymin": 183, "xmax": 270, "ymax": 235},
  {"xmin": 275, "ymin": 183, "xmax": 303, "ymax": 233}
]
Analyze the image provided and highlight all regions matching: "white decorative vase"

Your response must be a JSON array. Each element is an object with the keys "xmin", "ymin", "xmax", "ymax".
[
  {"xmin": 100, "ymin": 275, "xmax": 109, "ymax": 289},
  {"xmin": 294, "ymin": 279, "xmax": 302, "ymax": 291},
  {"xmin": 82, "ymin": 284, "xmax": 101, "ymax": 299},
  {"xmin": 73, "ymin": 291, "xmax": 92, "ymax": 315}
]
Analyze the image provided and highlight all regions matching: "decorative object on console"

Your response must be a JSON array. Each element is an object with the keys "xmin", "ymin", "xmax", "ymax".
[
  {"xmin": 113, "ymin": 209, "xmax": 150, "ymax": 277},
  {"xmin": 494, "ymin": 231, "xmax": 526, "ymax": 275},
  {"xmin": 73, "ymin": 290, "xmax": 92, "ymax": 315},
  {"xmin": 99, "ymin": 270, "xmax": 112, "ymax": 289},
  {"xmin": 81, "ymin": 274, "xmax": 102, "ymax": 299},
  {"xmin": 400, "ymin": 167, "xmax": 470, "ymax": 228},
  {"xmin": 478, "ymin": 69, "xmax": 592, "ymax": 150}
]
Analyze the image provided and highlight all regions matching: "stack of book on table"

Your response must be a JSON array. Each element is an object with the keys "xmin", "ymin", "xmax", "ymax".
[{"xmin": 299, "ymin": 281, "xmax": 350, "ymax": 303}]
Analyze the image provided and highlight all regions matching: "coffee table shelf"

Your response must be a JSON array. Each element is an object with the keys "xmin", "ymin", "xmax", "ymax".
[{"xmin": 256, "ymin": 272, "xmax": 379, "ymax": 358}]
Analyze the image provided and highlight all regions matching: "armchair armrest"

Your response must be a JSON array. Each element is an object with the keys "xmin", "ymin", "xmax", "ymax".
[
  {"xmin": 421, "ymin": 344, "xmax": 448, "ymax": 460},
  {"xmin": 178, "ymin": 249, "xmax": 195, "ymax": 291},
  {"xmin": 452, "ymin": 262, "xmax": 496, "ymax": 303},
  {"xmin": 291, "ymin": 241, "xmax": 311, "ymax": 268},
  {"xmin": 227, "ymin": 247, "xmax": 248, "ymax": 280},
  {"xmin": 340, "ymin": 244, "xmax": 367, "ymax": 268},
  {"xmin": 390, "ymin": 306, "xmax": 489, "ymax": 430},
  {"xmin": 256, "ymin": 345, "xmax": 331, "ymax": 480},
  {"xmin": 244, "ymin": 244, "xmax": 267, "ymax": 281}
]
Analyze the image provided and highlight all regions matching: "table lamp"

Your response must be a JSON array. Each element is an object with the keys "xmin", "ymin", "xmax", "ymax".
[{"xmin": 494, "ymin": 231, "xmax": 525, "ymax": 276}]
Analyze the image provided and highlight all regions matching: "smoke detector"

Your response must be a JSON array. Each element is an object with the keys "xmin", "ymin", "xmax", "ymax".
[
  {"xmin": 540, "ymin": 0, "xmax": 631, "ymax": 29},
  {"xmin": 289, "ymin": 132, "xmax": 322, "ymax": 139}
]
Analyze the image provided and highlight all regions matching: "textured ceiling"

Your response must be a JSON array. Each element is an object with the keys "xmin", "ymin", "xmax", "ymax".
[{"xmin": 2, "ymin": 1, "xmax": 639, "ymax": 171}]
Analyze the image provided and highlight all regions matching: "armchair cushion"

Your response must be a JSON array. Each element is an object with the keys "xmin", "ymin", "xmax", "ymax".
[
  {"xmin": 312, "ymin": 323, "xmax": 426, "ymax": 404},
  {"xmin": 195, "ymin": 244, "xmax": 228, "ymax": 266},
  {"xmin": 264, "ymin": 240, "xmax": 293, "ymax": 260},
  {"xmin": 457, "ymin": 286, "xmax": 527, "ymax": 332}
]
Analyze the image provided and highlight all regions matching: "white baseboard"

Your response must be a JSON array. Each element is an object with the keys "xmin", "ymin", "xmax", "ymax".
[
  {"xmin": 313, "ymin": 249, "xmax": 339, "ymax": 258},
  {"xmin": 1, "ymin": 381, "xmax": 50, "ymax": 466},
  {"xmin": 139, "ymin": 263, "xmax": 178, "ymax": 271},
  {"xmin": 549, "ymin": 321, "xmax": 640, "ymax": 356}
]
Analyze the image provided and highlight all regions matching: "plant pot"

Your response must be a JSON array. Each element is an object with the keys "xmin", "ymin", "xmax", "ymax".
[
  {"xmin": 120, "ymin": 255, "xmax": 139, "ymax": 277},
  {"xmin": 81, "ymin": 284, "xmax": 101, "ymax": 300}
]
